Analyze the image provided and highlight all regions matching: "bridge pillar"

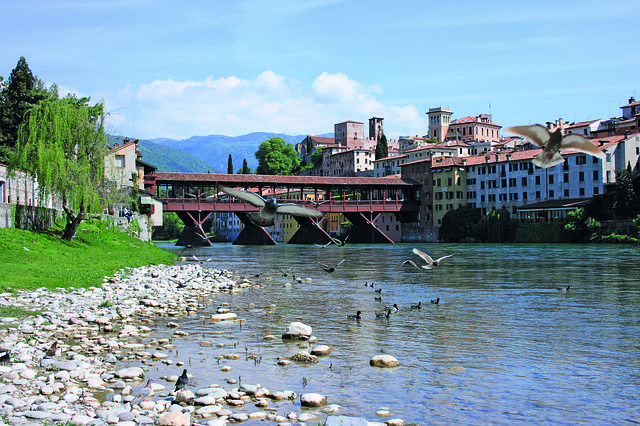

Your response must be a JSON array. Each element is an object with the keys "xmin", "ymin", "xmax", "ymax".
[
  {"xmin": 232, "ymin": 212, "xmax": 277, "ymax": 245},
  {"xmin": 175, "ymin": 211, "xmax": 214, "ymax": 246},
  {"xmin": 287, "ymin": 216, "xmax": 334, "ymax": 245},
  {"xmin": 342, "ymin": 212, "xmax": 394, "ymax": 244}
]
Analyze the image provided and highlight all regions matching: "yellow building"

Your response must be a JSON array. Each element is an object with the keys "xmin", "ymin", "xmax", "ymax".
[{"xmin": 430, "ymin": 157, "xmax": 467, "ymax": 227}]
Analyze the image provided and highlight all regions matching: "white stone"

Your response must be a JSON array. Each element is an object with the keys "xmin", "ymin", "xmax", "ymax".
[
  {"xmin": 369, "ymin": 354, "xmax": 400, "ymax": 368},
  {"xmin": 300, "ymin": 393, "xmax": 327, "ymax": 407},
  {"xmin": 282, "ymin": 322, "xmax": 312, "ymax": 340}
]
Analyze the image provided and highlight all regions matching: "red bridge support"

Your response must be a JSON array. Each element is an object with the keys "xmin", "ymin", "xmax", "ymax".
[{"xmin": 175, "ymin": 211, "xmax": 214, "ymax": 246}]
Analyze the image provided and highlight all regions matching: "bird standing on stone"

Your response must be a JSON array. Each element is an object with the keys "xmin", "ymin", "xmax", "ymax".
[
  {"xmin": 218, "ymin": 184, "xmax": 325, "ymax": 224},
  {"xmin": 318, "ymin": 258, "xmax": 345, "ymax": 273},
  {"xmin": 0, "ymin": 350, "xmax": 10, "ymax": 364},
  {"xmin": 401, "ymin": 248, "xmax": 453, "ymax": 270},
  {"xmin": 174, "ymin": 369, "xmax": 189, "ymax": 392},
  {"xmin": 505, "ymin": 124, "xmax": 605, "ymax": 168},
  {"xmin": 45, "ymin": 341, "xmax": 58, "ymax": 358},
  {"xmin": 132, "ymin": 379, "xmax": 153, "ymax": 405}
]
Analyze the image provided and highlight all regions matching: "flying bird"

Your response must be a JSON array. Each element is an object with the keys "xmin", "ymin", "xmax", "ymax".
[
  {"xmin": 277, "ymin": 267, "xmax": 293, "ymax": 277},
  {"xmin": 401, "ymin": 248, "xmax": 453, "ymax": 270},
  {"xmin": 45, "ymin": 341, "xmax": 58, "ymax": 358},
  {"xmin": 314, "ymin": 241, "xmax": 333, "ymax": 248},
  {"xmin": 332, "ymin": 235, "xmax": 349, "ymax": 246},
  {"xmin": 218, "ymin": 184, "xmax": 325, "ymax": 224},
  {"xmin": 318, "ymin": 258, "xmax": 345, "ymax": 273},
  {"xmin": 191, "ymin": 255, "xmax": 211, "ymax": 264},
  {"xmin": 174, "ymin": 369, "xmax": 189, "ymax": 392},
  {"xmin": 505, "ymin": 124, "xmax": 605, "ymax": 168}
]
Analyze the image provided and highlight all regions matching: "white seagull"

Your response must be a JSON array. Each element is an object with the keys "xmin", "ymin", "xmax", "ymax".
[
  {"xmin": 218, "ymin": 184, "xmax": 324, "ymax": 222},
  {"xmin": 400, "ymin": 248, "xmax": 453, "ymax": 270},
  {"xmin": 505, "ymin": 124, "xmax": 605, "ymax": 168}
]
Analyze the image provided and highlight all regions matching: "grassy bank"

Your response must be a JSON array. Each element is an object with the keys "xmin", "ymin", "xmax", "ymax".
[{"xmin": 0, "ymin": 219, "xmax": 176, "ymax": 298}]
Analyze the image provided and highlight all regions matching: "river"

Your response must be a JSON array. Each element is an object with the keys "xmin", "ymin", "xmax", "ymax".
[{"xmin": 147, "ymin": 242, "xmax": 640, "ymax": 425}]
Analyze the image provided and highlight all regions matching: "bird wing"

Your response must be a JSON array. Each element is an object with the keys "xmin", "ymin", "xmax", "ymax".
[
  {"xmin": 335, "ymin": 258, "xmax": 346, "ymax": 267},
  {"xmin": 275, "ymin": 203, "xmax": 325, "ymax": 218},
  {"xmin": 504, "ymin": 125, "xmax": 550, "ymax": 147},
  {"xmin": 434, "ymin": 254, "xmax": 454, "ymax": 263},
  {"xmin": 399, "ymin": 260, "xmax": 421, "ymax": 270},
  {"xmin": 412, "ymin": 248, "xmax": 435, "ymax": 265},
  {"xmin": 560, "ymin": 134, "xmax": 606, "ymax": 159},
  {"xmin": 317, "ymin": 262, "xmax": 330, "ymax": 269},
  {"xmin": 218, "ymin": 185, "xmax": 266, "ymax": 208}
]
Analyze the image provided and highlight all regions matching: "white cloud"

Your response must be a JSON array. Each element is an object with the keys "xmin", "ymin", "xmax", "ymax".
[{"xmin": 102, "ymin": 71, "xmax": 427, "ymax": 140}]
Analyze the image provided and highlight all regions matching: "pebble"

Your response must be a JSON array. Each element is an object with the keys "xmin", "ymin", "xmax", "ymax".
[{"xmin": 0, "ymin": 262, "xmax": 406, "ymax": 425}]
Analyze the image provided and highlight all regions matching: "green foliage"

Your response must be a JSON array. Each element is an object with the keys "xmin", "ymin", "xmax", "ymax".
[
  {"xmin": 0, "ymin": 220, "xmax": 176, "ymax": 293},
  {"xmin": 227, "ymin": 154, "xmax": 233, "ymax": 174},
  {"xmin": 439, "ymin": 206, "xmax": 482, "ymax": 242},
  {"xmin": 375, "ymin": 133, "xmax": 389, "ymax": 160},
  {"xmin": 613, "ymin": 168, "xmax": 637, "ymax": 218},
  {"xmin": 255, "ymin": 137, "xmax": 301, "ymax": 175},
  {"xmin": 238, "ymin": 158, "xmax": 252, "ymax": 174},
  {"xmin": 485, "ymin": 208, "xmax": 511, "ymax": 243},
  {"xmin": 590, "ymin": 234, "xmax": 639, "ymax": 244},
  {"xmin": 514, "ymin": 220, "xmax": 566, "ymax": 243},
  {"xmin": 11, "ymin": 95, "xmax": 107, "ymax": 240},
  {"xmin": 0, "ymin": 56, "xmax": 52, "ymax": 163},
  {"xmin": 153, "ymin": 212, "xmax": 184, "ymax": 240},
  {"xmin": 309, "ymin": 147, "xmax": 324, "ymax": 169}
]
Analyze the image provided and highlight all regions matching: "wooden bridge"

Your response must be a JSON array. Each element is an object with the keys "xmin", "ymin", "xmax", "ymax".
[{"xmin": 144, "ymin": 173, "xmax": 421, "ymax": 245}]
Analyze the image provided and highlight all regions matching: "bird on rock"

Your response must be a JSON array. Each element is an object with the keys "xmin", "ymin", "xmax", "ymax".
[
  {"xmin": 0, "ymin": 350, "xmax": 10, "ymax": 364},
  {"xmin": 45, "ymin": 341, "xmax": 58, "ymax": 358},
  {"xmin": 218, "ymin": 184, "xmax": 325, "ymax": 224},
  {"xmin": 505, "ymin": 124, "xmax": 605, "ymax": 168},
  {"xmin": 174, "ymin": 369, "xmax": 189, "ymax": 392},
  {"xmin": 401, "ymin": 248, "xmax": 453, "ymax": 270},
  {"xmin": 132, "ymin": 379, "xmax": 153, "ymax": 405},
  {"xmin": 318, "ymin": 258, "xmax": 345, "ymax": 273}
]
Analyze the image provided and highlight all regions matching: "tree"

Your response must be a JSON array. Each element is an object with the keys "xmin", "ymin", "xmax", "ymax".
[
  {"xmin": 0, "ymin": 57, "xmax": 51, "ymax": 163},
  {"xmin": 439, "ymin": 206, "xmax": 482, "ymax": 242},
  {"xmin": 11, "ymin": 95, "xmax": 107, "ymax": 240},
  {"xmin": 255, "ymin": 137, "xmax": 301, "ymax": 175},
  {"xmin": 238, "ymin": 158, "xmax": 252, "ymax": 174},
  {"xmin": 227, "ymin": 154, "xmax": 233, "ymax": 174},
  {"xmin": 375, "ymin": 133, "xmax": 388, "ymax": 160},
  {"xmin": 310, "ymin": 147, "xmax": 324, "ymax": 168},
  {"xmin": 613, "ymin": 166, "xmax": 637, "ymax": 218}
]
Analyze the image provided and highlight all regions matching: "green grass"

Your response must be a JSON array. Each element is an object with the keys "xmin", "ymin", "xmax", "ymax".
[{"xmin": 0, "ymin": 219, "xmax": 176, "ymax": 298}]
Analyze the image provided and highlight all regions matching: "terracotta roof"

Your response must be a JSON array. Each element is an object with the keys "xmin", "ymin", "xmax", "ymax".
[
  {"xmin": 309, "ymin": 136, "xmax": 336, "ymax": 145},
  {"xmin": 565, "ymin": 120, "xmax": 599, "ymax": 129},
  {"xmin": 148, "ymin": 173, "xmax": 421, "ymax": 187},
  {"xmin": 451, "ymin": 115, "xmax": 500, "ymax": 126}
]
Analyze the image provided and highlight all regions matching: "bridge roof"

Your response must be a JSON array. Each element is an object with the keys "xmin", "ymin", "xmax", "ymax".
[{"xmin": 149, "ymin": 173, "xmax": 421, "ymax": 188}]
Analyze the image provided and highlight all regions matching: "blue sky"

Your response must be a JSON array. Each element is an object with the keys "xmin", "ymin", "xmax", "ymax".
[{"xmin": 2, "ymin": 0, "xmax": 639, "ymax": 140}]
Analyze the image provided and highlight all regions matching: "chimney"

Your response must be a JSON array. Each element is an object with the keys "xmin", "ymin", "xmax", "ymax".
[{"xmin": 630, "ymin": 97, "xmax": 635, "ymax": 104}]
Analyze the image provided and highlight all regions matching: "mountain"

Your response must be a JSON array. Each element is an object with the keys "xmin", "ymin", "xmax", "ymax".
[
  {"xmin": 149, "ymin": 132, "xmax": 327, "ymax": 174},
  {"xmin": 108, "ymin": 135, "xmax": 216, "ymax": 173}
]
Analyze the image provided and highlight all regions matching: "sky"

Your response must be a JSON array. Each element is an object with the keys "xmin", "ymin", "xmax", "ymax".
[{"xmin": 2, "ymin": 0, "xmax": 639, "ymax": 141}]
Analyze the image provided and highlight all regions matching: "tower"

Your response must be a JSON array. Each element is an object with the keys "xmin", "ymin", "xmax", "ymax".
[
  {"xmin": 369, "ymin": 117, "xmax": 384, "ymax": 140},
  {"xmin": 427, "ymin": 107, "xmax": 452, "ymax": 142}
]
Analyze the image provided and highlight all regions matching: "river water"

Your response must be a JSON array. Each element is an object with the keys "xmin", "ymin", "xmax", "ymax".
[{"xmin": 148, "ymin": 243, "xmax": 640, "ymax": 425}]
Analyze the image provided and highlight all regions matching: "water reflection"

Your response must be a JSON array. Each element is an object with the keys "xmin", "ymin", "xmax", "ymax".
[{"xmin": 138, "ymin": 243, "xmax": 640, "ymax": 424}]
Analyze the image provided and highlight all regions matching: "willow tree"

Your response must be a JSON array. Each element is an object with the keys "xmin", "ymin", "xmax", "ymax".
[{"xmin": 12, "ymin": 95, "xmax": 107, "ymax": 240}]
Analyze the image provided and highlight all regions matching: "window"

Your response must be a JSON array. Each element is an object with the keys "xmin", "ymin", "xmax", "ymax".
[
  {"xmin": 535, "ymin": 191, "xmax": 541, "ymax": 199},
  {"xmin": 115, "ymin": 155, "xmax": 125, "ymax": 168},
  {"xmin": 535, "ymin": 176, "xmax": 541, "ymax": 185},
  {"xmin": 522, "ymin": 192, "xmax": 527, "ymax": 200},
  {"xmin": 579, "ymin": 188, "xmax": 585, "ymax": 196},
  {"xmin": 549, "ymin": 190, "xmax": 554, "ymax": 198},
  {"xmin": 593, "ymin": 170, "xmax": 599, "ymax": 180},
  {"xmin": 564, "ymin": 189, "xmax": 569, "ymax": 197},
  {"xmin": 594, "ymin": 187, "xmax": 599, "ymax": 195},
  {"xmin": 579, "ymin": 171, "xmax": 584, "ymax": 182},
  {"xmin": 521, "ymin": 177, "xmax": 528, "ymax": 187},
  {"xmin": 548, "ymin": 175, "xmax": 554, "ymax": 184},
  {"xmin": 564, "ymin": 173, "xmax": 569, "ymax": 183}
]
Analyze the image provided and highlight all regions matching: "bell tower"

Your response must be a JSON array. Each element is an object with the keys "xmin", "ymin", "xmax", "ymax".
[
  {"xmin": 427, "ymin": 106, "xmax": 452, "ymax": 142},
  {"xmin": 369, "ymin": 117, "xmax": 384, "ymax": 140}
]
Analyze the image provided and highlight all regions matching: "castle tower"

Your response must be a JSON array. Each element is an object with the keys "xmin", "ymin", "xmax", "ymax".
[
  {"xmin": 427, "ymin": 106, "xmax": 452, "ymax": 142},
  {"xmin": 369, "ymin": 117, "xmax": 384, "ymax": 140}
]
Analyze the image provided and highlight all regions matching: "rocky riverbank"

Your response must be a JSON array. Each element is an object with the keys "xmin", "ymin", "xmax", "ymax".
[{"xmin": 0, "ymin": 263, "xmax": 406, "ymax": 426}]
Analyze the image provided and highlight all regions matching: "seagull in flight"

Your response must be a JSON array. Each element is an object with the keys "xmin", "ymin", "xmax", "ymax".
[
  {"xmin": 318, "ymin": 258, "xmax": 345, "ymax": 273},
  {"xmin": 505, "ymin": 124, "xmax": 605, "ymax": 168},
  {"xmin": 400, "ymin": 248, "xmax": 453, "ymax": 270},
  {"xmin": 218, "ymin": 184, "xmax": 325, "ymax": 223},
  {"xmin": 191, "ymin": 255, "xmax": 211, "ymax": 264}
]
